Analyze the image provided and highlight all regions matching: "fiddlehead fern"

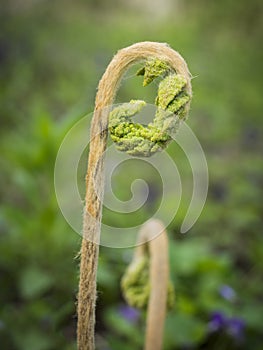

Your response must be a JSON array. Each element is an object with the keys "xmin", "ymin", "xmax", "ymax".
[
  {"xmin": 77, "ymin": 42, "xmax": 192, "ymax": 350},
  {"xmin": 121, "ymin": 219, "xmax": 174, "ymax": 350}
]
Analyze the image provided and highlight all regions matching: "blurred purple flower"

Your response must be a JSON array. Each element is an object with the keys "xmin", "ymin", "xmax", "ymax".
[
  {"xmin": 118, "ymin": 305, "xmax": 140, "ymax": 323},
  {"xmin": 208, "ymin": 312, "xmax": 245, "ymax": 341},
  {"xmin": 208, "ymin": 311, "xmax": 226, "ymax": 332},
  {"xmin": 227, "ymin": 317, "xmax": 245, "ymax": 340},
  {"xmin": 219, "ymin": 285, "xmax": 236, "ymax": 301}
]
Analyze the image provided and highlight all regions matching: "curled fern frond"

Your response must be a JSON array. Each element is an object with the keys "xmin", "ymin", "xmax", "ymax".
[
  {"xmin": 121, "ymin": 256, "xmax": 175, "ymax": 310},
  {"xmin": 109, "ymin": 58, "xmax": 191, "ymax": 156}
]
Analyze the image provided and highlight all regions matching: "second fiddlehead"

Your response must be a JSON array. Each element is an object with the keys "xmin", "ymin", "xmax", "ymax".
[{"xmin": 121, "ymin": 219, "xmax": 174, "ymax": 350}]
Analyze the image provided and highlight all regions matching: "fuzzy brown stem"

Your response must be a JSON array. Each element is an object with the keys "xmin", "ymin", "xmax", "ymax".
[{"xmin": 77, "ymin": 42, "xmax": 191, "ymax": 350}]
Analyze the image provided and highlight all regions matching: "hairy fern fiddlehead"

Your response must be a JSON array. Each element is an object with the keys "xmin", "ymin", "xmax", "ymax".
[
  {"xmin": 109, "ymin": 58, "xmax": 191, "ymax": 156},
  {"xmin": 78, "ymin": 42, "xmax": 192, "ymax": 350}
]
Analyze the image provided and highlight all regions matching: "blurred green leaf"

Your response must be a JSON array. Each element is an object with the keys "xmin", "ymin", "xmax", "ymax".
[{"xmin": 19, "ymin": 266, "xmax": 54, "ymax": 299}]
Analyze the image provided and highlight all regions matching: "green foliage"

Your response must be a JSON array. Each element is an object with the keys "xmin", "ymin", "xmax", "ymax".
[{"xmin": 1, "ymin": 0, "xmax": 263, "ymax": 349}]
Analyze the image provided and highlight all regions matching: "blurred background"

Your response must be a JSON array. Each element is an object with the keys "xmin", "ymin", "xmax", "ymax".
[{"xmin": 0, "ymin": 0, "xmax": 263, "ymax": 349}]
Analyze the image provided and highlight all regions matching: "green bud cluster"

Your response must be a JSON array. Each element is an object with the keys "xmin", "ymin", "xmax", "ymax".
[
  {"xmin": 121, "ymin": 257, "xmax": 175, "ymax": 310},
  {"xmin": 109, "ymin": 58, "xmax": 190, "ymax": 157}
]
